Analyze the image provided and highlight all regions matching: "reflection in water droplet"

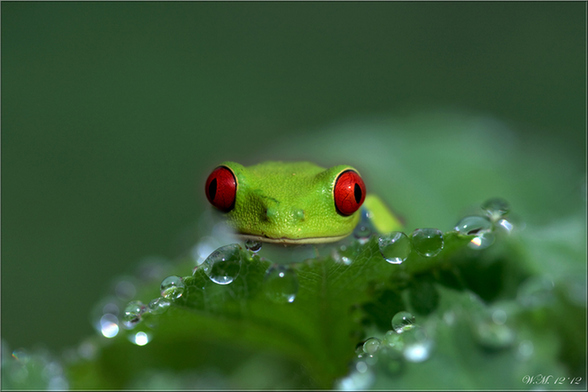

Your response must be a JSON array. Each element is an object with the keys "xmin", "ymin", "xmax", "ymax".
[
  {"xmin": 468, "ymin": 231, "xmax": 495, "ymax": 249},
  {"xmin": 481, "ymin": 197, "xmax": 510, "ymax": 221},
  {"xmin": 378, "ymin": 232, "xmax": 411, "ymax": 264},
  {"xmin": 122, "ymin": 301, "xmax": 146, "ymax": 329},
  {"xmin": 128, "ymin": 331, "xmax": 151, "ymax": 346},
  {"xmin": 517, "ymin": 276, "xmax": 555, "ymax": 309},
  {"xmin": 100, "ymin": 314, "xmax": 120, "ymax": 338},
  {"xmin": 202, "ymin": 243, "xmax": 242, "ymax": 285},
  {"xmin": 496, "ymin": 218, "xmax": 514, "ymax": 234},
  {"xmin": 245, "ymin": 240, "xmax": 262, "ymax": 252},
  {"xmin": 410, "ymin": 228, "xmax": 444, "ymax": 257},
  {"xmin": 148, "ymin": 297, "xmax": 171, "ymax": 315},
  {"xmin": 392, "ymin": 311, "xmax": 416, "ymax": 333},
  {"xmin": 160, "ymin": 276, "xmax": 185, "ymax": 300},
  {"xmin": 264, "ymin": 264, "xmax": 299, "ymax": 303},
  {"xmin": 362, "ymin": 337, "xmax": 381, "ymax": 354},
  {"xmin": 455, "ymin": 215, "xmax": 493, "ymax": 235}
]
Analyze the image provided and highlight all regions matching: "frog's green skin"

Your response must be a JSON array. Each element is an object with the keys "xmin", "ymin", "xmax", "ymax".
[{"xmin": 215, "ymin": 161, "xmax": 402, "ymax": 244}]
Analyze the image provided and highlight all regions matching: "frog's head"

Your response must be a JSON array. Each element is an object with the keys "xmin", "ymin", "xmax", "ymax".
[{"xmin": 204, "ymin": 161, "xmax": 366, "ymax": 244}]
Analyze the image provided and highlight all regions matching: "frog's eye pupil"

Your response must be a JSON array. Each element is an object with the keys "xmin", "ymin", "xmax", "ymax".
[
  {"xmin": 208, "ymin": 179, "xmax": 217, "ymax": 200},
  {"xmin": 334, "ymin": 170, "xmax": 366, "ymax": 216},
  {"xmin": 205, "ymin": 166, "xmax": 236, "ymax": 212},
  {"xmin": 354, "ymin": 183, "xmax": 362, "ymax": 204}
]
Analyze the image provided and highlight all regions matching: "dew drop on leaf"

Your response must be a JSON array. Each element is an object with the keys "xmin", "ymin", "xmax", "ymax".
[
  {"xmin": 392, "ymin": 311, "xmax": 416, "ymax": 333},
  {"xmin": 353, "ymin": 224, "xmax": 372, "ymax": 243},
  {"xmin": 245, "ymin": 240, "xmax": 262, "ymax": 252},
  {"xmin": 378, "ymin": 231, "xmax": 411, "ymax": 264},
  {"xmin": 160, "ymin": 275, "xmax": 185, "ymax": 300},
  {"xmin": 410, "ymin": 228, "xmax": 444, "ymax": 257},
  {"xmin": 148, "ymin": 297, "xmax": 171, "ymax": 315},
  {"xmin": 202, "ymin": 243, "xmax": 242, "ymax": 285},
  {"xmin": 455, "ymin": 215, "xmax": 495, "ymax": 249},
  {"xmin": 263, "ymin": 264, "xmax": 299, "ymax": 304},
  {"xmin": 455, "ymin": 215, "xmax": 492, "ymax": 235},
  {"xmin": 362, "ymin": 337, "xmax": 381, "ymax": 354},
  {"xmin": 481, "ymin": 197, "xmax": 510, "ymax": 221},
  {"xmin": 122, "ymin": 301, "xmax": 146, "ymax": 329}
]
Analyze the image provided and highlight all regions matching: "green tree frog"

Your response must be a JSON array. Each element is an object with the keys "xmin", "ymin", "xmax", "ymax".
[{"xmin": 205, "ymin": 161, "xmax": 402, "ymax": 244}]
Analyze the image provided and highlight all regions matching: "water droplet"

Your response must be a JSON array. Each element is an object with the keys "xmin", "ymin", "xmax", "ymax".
[
  {"xmin": 468, "ymin": 231, "xmax": 495, "ymax": 249},
  {"xmin": 401, "ymin": 326, "xmax": 433, "ymax": 362},
  {"xmin": 473, "ymin": 317, "xmax": 515, "ymax": 350},
  {"xmin": 148, "ymin": 297, "xmax": 171, "ymax": 315},
  {"xmin": 455, "ymin": 216, "xmax": 495, "ymax": 249},
  {"xmin": 517, "ymin": 276, "xmax": 554, "ymax": 309},
  {"xmin": 455, "ymin": 215, "xmax": 492, "ymax": 235},
  {"xmin": 516, "ymin": 340, "xmax": 534, "ymax": 361},
  {"xmin": 99, "ymin": 314, "xmax": 120, "ymax": 338},
  {"xmin": 202, "ymin": 243, "xmax": 242, "ymax": 285},
  {"xmin": 392, "ymin": 311, "xmax": 416, "ymax": 333},
  {"xmin": 122, "ymin": 301, "xmax": 146, "ymax": 329},
  {"xmin": 382, "ymin": 330, "xmax": 403, "ymax": 349},
  {"xmin": 331, "ymin": 249, "xmax": 352, "ymax": 265},
  {"xmin": 128, "ymin": 331, "xmax": 152, "ymax": 346},
  {"xmin": 353, "ymin": 224, "xmax": 372, "ymax": 243},
  {"xmin": 378, "ymin": 231, "xmax": 411, "ymax": 264},
  {"xmin": 362, "ymin": 337, "xmax": 381, "ymax": 354},
  {"xmin": 410, "ymin": 228, "xmax": 444, "ymax": 257},
  {"xmin": 245, "ymin": 240, "xmax": 262, "ymax": 252},
  {"xmin": 491, "ymin": 309, "xmax": 507, "ymax": 325},
  {"xmin": 264, "ymin": 264, "xmax": 299, "ymax": 303},
  {"xmin": 160, "ymin": 275, "xmax": 185, "ymax": 300},
  {"xmin": 481, "ymin": 197, "xmax": 510, "ymax": 221}
]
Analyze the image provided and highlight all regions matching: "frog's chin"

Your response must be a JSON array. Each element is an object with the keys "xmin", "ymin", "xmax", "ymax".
[{"xmin": 237, "ymin": 233, "xmax": 350, "ymax": 245}]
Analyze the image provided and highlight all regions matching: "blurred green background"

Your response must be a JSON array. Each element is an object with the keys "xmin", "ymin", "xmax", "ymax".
[{"xmin": 1, "ymin": 1, "xmax": 585, "ymax": 354}]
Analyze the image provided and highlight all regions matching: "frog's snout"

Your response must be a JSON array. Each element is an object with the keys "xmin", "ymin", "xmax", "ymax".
[{"xmin": 264, "ymin": 207, "xmax": 305, "ymax": 224}]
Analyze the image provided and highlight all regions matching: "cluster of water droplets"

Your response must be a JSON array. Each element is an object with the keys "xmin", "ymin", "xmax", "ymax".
[
  {"xmin": 455, "ymin": 197, "xmax": 519, "ymax": 249},
  {"xmin": 377, "ymin": 227, "xmax": 445, "ymax": 265},
  {"xmin": 336, "ymin": 311, "xmax": 434, "ymax": 390}
]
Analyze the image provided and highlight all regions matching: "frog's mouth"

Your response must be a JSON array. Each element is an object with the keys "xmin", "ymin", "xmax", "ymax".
[{"xmin": 237, "ymin": 233, "xmax": 350, "ymax": 245}]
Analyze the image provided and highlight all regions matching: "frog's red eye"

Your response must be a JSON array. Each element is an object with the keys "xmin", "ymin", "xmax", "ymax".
[
  {"xmin": 205, "ymin": 166, "xmax": 236, "ymax": 212},
  {"xmin": 334, "ymin": 170, "xmax": 366, "ymax": 216}
]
